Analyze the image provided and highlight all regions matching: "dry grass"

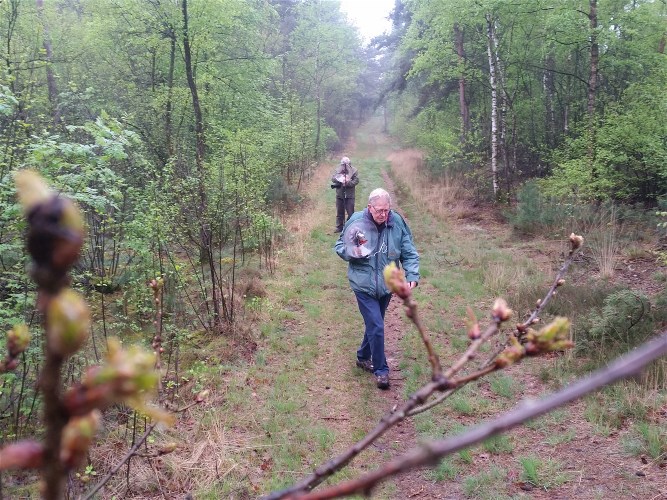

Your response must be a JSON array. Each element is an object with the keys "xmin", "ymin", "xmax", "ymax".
[
  {"xmin": 588, "ymin": 206, "xmax": 621, "ymax": 278},
  {"xmin": 89, "ymin": 403, "xmax": 262, "ymax": 498},
  {"xmin": 483, "ymin": 261, "xmax": 531, "ymax": 298},
  {"xmin": 387, "ymin": 149, "xmax": 469, "ymax": 219}
]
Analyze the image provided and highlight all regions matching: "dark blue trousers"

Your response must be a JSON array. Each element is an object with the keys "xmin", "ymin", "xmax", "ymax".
[{"xmin": 355, "ymin": 291, "xmax": 392, "ymax": 376}]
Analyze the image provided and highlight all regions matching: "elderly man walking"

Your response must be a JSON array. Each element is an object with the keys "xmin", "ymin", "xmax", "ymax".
[
  {"xmin": 334, "ymin": 188, "xmax": 419, "ymax": 389},
  {"xmin": 331, "ymin": 156, "xmax": 359, "ymax": 233}
]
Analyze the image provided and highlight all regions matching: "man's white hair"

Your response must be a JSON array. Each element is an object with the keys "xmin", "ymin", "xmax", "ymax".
[
  {"xmin": 368, "ymin": 188, "xmax": 391, "ymax": 205},
  {"xmin": 340, "ymin": 156, "xmax": 351, "ymax": 165}
]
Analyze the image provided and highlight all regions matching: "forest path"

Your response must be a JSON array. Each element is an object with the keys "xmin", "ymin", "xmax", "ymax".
[{"xmin": 254, "ymin": 118, "xmax": 667, "ymax": 499}]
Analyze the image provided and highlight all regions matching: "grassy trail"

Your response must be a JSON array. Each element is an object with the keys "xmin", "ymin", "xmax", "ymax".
[{"xmin": 190, "ymin": 118, "xmax": 667, "ymax": 499}]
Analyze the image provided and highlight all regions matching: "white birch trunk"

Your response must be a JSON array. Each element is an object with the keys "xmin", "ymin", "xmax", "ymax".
[{"xmin": 485, "ymin": 14, "xmax": 499, "ymax": 198}]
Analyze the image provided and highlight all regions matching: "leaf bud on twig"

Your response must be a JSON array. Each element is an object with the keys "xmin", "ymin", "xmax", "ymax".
[
  {"xmin": 491, "ymin": 298, "xmax": 513, "ymax": 322},
  {"xmin": 383, "ymin": 263, "xmax": 411, "ymax": 299},
  {"xmin": 14, "ymin": 170, "xmax": 51, "ymax": 214},
  {"xmin": 60, "ymin": 410, "xmax": 101, "ymax": 468},
  {"xmin": 494, "ymin": 336, "xmax": 525, "ymax": 368},
  {"xmin": 7, "ymin": 323, "xmax": 30, "ymax": 357},
  {"xmin": 524, "ymin": 317, "xmax": 573, "ymax": 355},
  {"xmin": 569, "ymin": 233, "xmax": 584, "ymax": 251},
  {"xmin": 47, "ymin": 289, "xmax": 90, "ymax": 356},
  {"xmin": 0, "ymin": 440, "xmax": 44, "ymax": 470},
  {"xmin": 64, "ymin": 338, "xmax": 173, "ymax": 425},
  {"xmin": 466, "ymin": 307, "xmax": 480, "ymax": 339}
]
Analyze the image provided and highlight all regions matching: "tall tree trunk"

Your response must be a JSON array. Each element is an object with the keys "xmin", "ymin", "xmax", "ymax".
[
  {"xmin": 5, "ymin": 0, "xmax": 19, "ymax": 85},
  {"xmin": 587, "ymin": 0, "xmax": 599, "ymax": 174},
  {"xmin": 165, "ymin": 29, "xmax": 176, "ymax": 159},
  {"xmin": 35, "ymin": 0, "xmax": 60, "ymax": 125},
  {"xmin": 485, "ymin": 14, "xmax": 500, "ymax": 199},
  {"xmin": 489, "ymin": 18, "xmax": 511, "ymax": 198},
  {"xmin": 453, "ymin": 23, "xmax": 470, "ymax": 141},
  {"xmin": 181, "ymin": 0, "xmax": 222, "ymax": 329},
  {"xmin": 315, "ymin": 84, "xmax": 321, "ymax": 157},
  {"xmin": 543, "ymin": 50, "xmax": 556, "ymax": 147}
]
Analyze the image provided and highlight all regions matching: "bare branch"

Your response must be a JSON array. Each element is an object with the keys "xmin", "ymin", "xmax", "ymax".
[
  {"xmin": 82, "ymin": 422, "xmax": 158, "ymax": 500},
  {"xmin": 482, "ymin": 235, "xmax": 584, "ymax": 368},
  {"xmin": 290, "ymin": 332, "xmax": 667, "ymax": 499}
]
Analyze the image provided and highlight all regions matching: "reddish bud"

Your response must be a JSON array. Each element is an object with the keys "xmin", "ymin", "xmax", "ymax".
[
  {"xmin": 0, "ymin": 440, "xmax": 44, "ymax": 470},
  {"xmin": 60, "ymin": 410, "xmax": 101, "ymax": 468},
  {"xmin": 569, "ymin": 233, "xmax": 584, "ymax": 251},
  {"xmin": 195, "ymin": 390, "xmax": 210, "ymax": 403},
  {"xmin": 491, "ymin": 298, "xmax": 513, "ymax": 322}
]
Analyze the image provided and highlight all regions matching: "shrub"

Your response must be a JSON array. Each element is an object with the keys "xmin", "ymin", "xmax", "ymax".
[
  {"xmin": 576, "ymin": 289, "xmax": 655, "ymax": 360},
  {"xmin": 507, "ymin": 181, "xmax": 555, "ymax": 234}
]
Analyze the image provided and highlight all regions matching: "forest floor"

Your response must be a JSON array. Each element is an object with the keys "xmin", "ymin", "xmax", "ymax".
[{"xmin": 83, "ymin": 118, "xmax": 667, "ymax": 499}]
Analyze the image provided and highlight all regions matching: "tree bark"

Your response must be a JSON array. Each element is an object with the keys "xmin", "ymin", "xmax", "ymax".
[
  {"xmin": 489, "ymin": 18, "xmax": 511, "ymax": 198},
  {"xmin": 453, "ymin": 23, "xmax": 470, "ymax": 141},
  {"xmin": 165, "ymin": 28, "xmax": 176, "ymax": 160},
  {"xmin": 35, "ymin": 0, "xmax": 60, "ymax": 125},
  {"xmin": 587, "ymin": 0, "xmax": 599, "ymax": 173},
  {"xmin": 543, "ymin": 51, "xmax": 556, "ymax": 147},
  {"xmin": 181, "ymin": 0, "xmax": 222, "ymax": 329},
  {"xmin": 485, "ymin": 14, "xmax": 499, "ymax": 198}
]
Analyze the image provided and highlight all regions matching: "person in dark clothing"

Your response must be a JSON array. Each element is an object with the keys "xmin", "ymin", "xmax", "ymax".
[
  {"xmin": 334, "ymin": 188, "xmax": 419, "ymax": 390},
  {"xmin": 331, "ymin": 156, "xmax": 359, "ymax": 233}
]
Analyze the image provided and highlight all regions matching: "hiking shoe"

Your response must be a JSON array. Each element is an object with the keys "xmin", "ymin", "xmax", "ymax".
[
  {"xmin": 376, "ymin": 374, "xmax": 390, "ymax": 390},
  {"xmin": 356, "ymin": 359, "xmax": 374, "ymax": 373}
]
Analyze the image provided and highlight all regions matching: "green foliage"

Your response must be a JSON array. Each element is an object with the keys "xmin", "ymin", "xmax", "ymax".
[
  {"xmin": 623, "ymin": 422, "xmax": 667, "ymax": 460},
  {"xmin": 544, "ymin": 73, "xmax": 667, "ymax": 204},
  {"xmin": 518, "ymin": 455, "xmax": 570, "ymax": 489},
  {"xmin": 488, "ymin": 374, "xmax": 517, "ymax": 400},
  {"xmin": 0, "ymin": 84, "xmax": 18, "ymax": 116},
  {"xmin": 576, "ymin": 290, "xmax": 655, "ymax": 361},
  {"xmin": 507, "ymin": 181, "xmax": 571, "ymax": 234},
  {"xmin": 462, "ymin": 466, "xmax": 506, "ymax": 498},
  {"xmin": 482, "ymin": 435, "xmax": 514, "ymax": 454},
  {"xmin": 387, "ymin": 0, "xmax": 667, "ymax": 203},
  {"xmin": 425, "ymin": 458, "xmax": 458, "ymax": 482}
]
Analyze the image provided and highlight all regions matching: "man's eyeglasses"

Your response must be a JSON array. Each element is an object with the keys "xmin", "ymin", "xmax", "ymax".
[{"xmin": 371, "ymin": 206, "xmax": 390, "ymax": 216}]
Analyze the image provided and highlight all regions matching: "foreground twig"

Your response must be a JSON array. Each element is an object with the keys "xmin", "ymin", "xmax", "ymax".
[
  {"xmin": 0, "ymin": 172, "xmax": 171, "ymax": 497},
  {"xmin": 289, "ymin": 331, "xmax": 667, "ymax": 499},
  {"xmin": 482, "ymin": 233, "xmax": 584, "ymax": 368}
]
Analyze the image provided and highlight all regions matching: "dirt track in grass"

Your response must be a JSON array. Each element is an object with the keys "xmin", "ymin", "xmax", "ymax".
[{"xmin": 262, "ymin": 120, "xmax": 667, "ymax": 500}]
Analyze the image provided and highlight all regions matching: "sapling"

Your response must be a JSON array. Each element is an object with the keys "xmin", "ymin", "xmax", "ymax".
[{"xmin": 0, "ymin": 171, "xmax": 170, "ymax": 499}]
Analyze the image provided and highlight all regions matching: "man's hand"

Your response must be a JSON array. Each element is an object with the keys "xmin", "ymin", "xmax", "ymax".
[{"xmin": 409, "ymin": 281, "xmax": 418, "ymax": 289}]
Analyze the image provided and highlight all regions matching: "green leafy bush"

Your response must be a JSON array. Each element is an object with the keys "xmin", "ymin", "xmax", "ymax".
[{"xmin": 576, "ymin": 289, "xmax": 655, "ymax": 360}]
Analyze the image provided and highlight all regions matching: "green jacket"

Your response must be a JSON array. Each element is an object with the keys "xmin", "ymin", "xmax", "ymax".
[{"xmin": 334, "ymin": 209, "xmax": 419, "ymax": 298}]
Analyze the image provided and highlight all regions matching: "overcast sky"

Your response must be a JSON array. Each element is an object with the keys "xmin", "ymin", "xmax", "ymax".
[{"xmin": 338, "ymin": 0, "xmax": 395, "ymax": 43}]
